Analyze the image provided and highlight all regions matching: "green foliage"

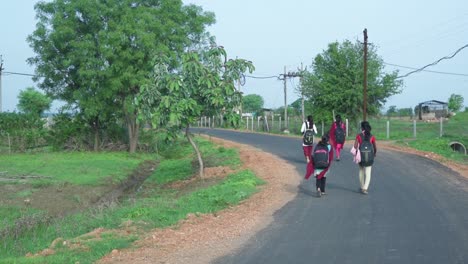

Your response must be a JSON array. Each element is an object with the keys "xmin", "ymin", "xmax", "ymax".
[
  {"xmin": 17, "ymin": 87, "xmax": 52, "ymax": 117},
  {"xmin": 27, "ymin": 0, "xmax": 215, "ymax": 152},
  {"xmin": 47, "ymin": 112, "xmax": 91, "ymax": 151},
  {"xmin": 242, "ymin": 94, "xmax": 264, "ymax": 114},
  {"xmin": 0, "ymin": 152, "xmax": 154, "ymax": 186},
  {"xmin": 448, "ymin": 93, "xmax": 464, "ymax": 112},
  {"xmin": 146, "ymin": 137, "xmax": 241, "ymax": 184},
  {"xmin": 0, "ymin": 138, "xmax": 263, "ymax": 262},
  {"xmin": 138, "ymin": 45, "xmax": 253, "ymax": 174},
  {"xmin": 177, "ymin": 170, "xmax": 264, "ymax": 212},
  {"xmin": 387, "ymin": 105, "xmax": 397, "ymax": 116},
  {"xmin": 140, "ymin": 46, "xmax": 254, "ymax": 133},
  {"xmin": 48, "ymin": 110, "xmax": 127, "ymax": 151},
  {"xmin": 386, "ymin": 106, "xmax": 412, "ymax": 117},
  {"xmin": 149, "ymin": 158, "xmax": 194, "ymax": 184},
  {"xmin": 0, "ymin": 112, "xmax": 48, "ymax": 152},
  {"xmin": 301, "ymin": 40, "xmax": 403, "ymax": 123}
]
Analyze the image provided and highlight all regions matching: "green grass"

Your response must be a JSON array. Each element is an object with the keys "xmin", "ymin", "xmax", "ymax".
[
  {"xmin": 146, "ymin": 137, "xmax": 241, "ymax": 185},
  {"xmin": 0, "ymin": 135, "xmax": 264, "ymax": 263},
  {"xmin": 368, "ymin": 112, "xmax": 468, "ymax": 164},
  {"xmin": 0, "ymin": 152, "xmax": 155, "ymax": 185}
]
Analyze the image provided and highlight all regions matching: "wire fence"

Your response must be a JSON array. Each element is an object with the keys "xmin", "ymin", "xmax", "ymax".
[{"xmin": 196, "ymin": 115, "xmax": 468, "ymax": 144}]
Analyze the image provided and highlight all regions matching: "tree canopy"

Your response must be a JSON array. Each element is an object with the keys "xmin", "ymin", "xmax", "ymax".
[
  {"xmin": 138, "ymin": 46, "xmax": 254, "ymax": 177},
  {"xmin": 448, "ymin": 94, "xmax": 464, "ymax": 113},
  {"xmin": 27, "ymin": 0, "xmax": 215, "ymax": 152},
  {"xmin": 301, "ymin": 40, "xmax": 403, "ymax": 123},
  {"xmin": 242, "ymin": 94, "xmax": 264, "ymax": 114},
  {"xmin": 17, "ymin": 87, "xmax": 52, "ymax": 116}
]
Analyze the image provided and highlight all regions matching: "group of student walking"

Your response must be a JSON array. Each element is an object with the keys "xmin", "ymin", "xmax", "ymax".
[{"xmin": 301, "ymin": 114, "xmax": 377, "ymax": 197}]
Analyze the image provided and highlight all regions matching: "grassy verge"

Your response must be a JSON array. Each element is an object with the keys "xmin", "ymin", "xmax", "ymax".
[
  {"xmin": 0, "ymin": 136, "xmax": 264, "ymax": 263},
  {"xmin": 0, "ymin": 152, "xmax": 155, "ymax": 186}
]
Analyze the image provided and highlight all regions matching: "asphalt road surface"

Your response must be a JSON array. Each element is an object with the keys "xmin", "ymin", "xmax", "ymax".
[{"xmin": 191, "ymin": 128, "xmax": 468, "ymax": 264}]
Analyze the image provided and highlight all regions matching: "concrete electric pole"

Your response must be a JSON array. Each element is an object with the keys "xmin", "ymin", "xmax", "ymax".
[
  {"xmin": 0, "ymin": 55, "xmax": 3, "ymax": 113},
  {"xmin": 279, "ymin": 67, "xmax": 303, "ymax": 132},
  {"xmin": 363, "ymin": 28, "xmax": 368, "ymax": 121}
]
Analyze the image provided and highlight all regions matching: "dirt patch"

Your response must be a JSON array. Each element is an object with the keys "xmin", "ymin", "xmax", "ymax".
[
  {"xmin": 0, "ymin": 182, "xmax": 114, "ymax": 216},
  {"xmin": 98, "ymin": 137, "xmax": 302, "ymax": 264}
]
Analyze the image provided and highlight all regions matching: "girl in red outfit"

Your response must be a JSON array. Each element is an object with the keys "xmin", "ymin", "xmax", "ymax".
[
  {"xmin": 329, "ymin": 114, "xmax": 346, "ymax": 161},
  {"xmin": 300, "ymin": 115, "xmax": 317, "ymax": 163},
  {"xmin": 304, "ymin": 135, "xmax": 334, "ymax": 197},
  {"xmin": 353, "ymin": 121, "xmax": 377, "ymax": 194}
]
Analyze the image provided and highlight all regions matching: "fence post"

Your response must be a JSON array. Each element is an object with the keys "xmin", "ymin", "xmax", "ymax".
[
  {"xmin": 279, "ymin": 117, "xmax": 282, "ymax": 131},
  {"xmin": 251, "ymin": 116, "xmax": 254, "ymax": 131},
  {"xmin": 413, "ymin": 119, "xmax": 417, "ymax": 138},
  {"xmin": 265, "ymin": 116, "xmax": 270, "ymax": 132},
  {"xmin": 272, "ymin": 115, "xmax": 274, "ymax": 132},
  {"xmin": 346, "ymin": 119, "xmax": 349, "ymax": 137},
  {"xmin": 440, "ymin": 118, "xmax": 443, "ymax": 137},
  {"xmin": 387, "ymin": 120, "xmax": 390, "ymax": 139},
  {"xmin": 321, "ymin": 120, "xmax": 324, "ymax": 136}
]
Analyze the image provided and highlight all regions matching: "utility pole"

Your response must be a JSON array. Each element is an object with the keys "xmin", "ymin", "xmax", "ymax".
[
  {"xmin": 279, "ymin": 66, "xmax": 303, "ymax": 132},
  {"xmin": 0, "ymin": 55, "xmax": 3, "ymax": 113},
  {"xmin": 363, "ymin": 28, "xmax": 368, "ymax": 121},
  {"xmin": 283, "ymin": 66, "xmax": 287, "ymax": 129},
  {"xmin": 300, "ymin": 63, "xmax": 305, "ymax": 121}
]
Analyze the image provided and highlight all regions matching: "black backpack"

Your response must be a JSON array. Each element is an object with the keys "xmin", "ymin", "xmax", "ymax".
[
  {"xmin": 303, "ymin": 122, "xmax": 315, "ymax": 146},
  {"xmin": 359, "ymin": 133, "xmax": 374, "ymax": 167},
  {"xmin": 335, "ymin": 122, "xmax": 345, "ymax": 144},
  {"xmin": 313, "ymin": 144, "xmax": 329, "ymax": 169}
]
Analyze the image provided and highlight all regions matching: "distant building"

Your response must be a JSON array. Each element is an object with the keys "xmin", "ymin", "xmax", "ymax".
[{"xmin": 416, "ymin": 100, "xmax": 448, "ymax": 120}]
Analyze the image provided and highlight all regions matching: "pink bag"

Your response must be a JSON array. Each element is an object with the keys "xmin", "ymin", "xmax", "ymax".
[{"xmin": 350, "ymin": 146, "xmax": 361, "ymax": 164}]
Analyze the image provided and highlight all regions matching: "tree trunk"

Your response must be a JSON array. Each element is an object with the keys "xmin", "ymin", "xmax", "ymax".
[
  {"xmin": 185, "ymin": 125, "xmax": 204, "ymax": 178},
  {"xmin": 90, "ymin": 116, "xmax": 100, "ymax": 152},
  {"xmin": 126, "ymin": 112, "xmax": 140, "ymax": 153},
  {"xmin": 94, "ymin": 128, "xmax": 100, "ymax": 152}
]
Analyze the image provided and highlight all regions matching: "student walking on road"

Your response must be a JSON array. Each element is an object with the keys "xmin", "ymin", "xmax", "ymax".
[
  {"xmin": 329, "ymin": 114, "xmax": 346, "ymax": 161},
  {"xmin": 353, "ymin": 121, "xmax": 377, "ymax": 194},
  {"xmin": 301, "ymin": 115, "xmax": 318, "ymax": 163},
  {"xmin": 304, "ymin": 135, "xmax": 334, "ymax": 197}
]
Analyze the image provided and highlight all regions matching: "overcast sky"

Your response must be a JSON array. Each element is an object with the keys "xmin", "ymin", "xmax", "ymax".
[{"xmin": 1, "ymin": 0, "xmax": 467, "ymax": 113}]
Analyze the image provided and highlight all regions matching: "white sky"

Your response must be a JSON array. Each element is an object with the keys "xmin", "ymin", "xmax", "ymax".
[{"xmin": 1, "ymin": 0, "xmax": 467, "ymax": 112}]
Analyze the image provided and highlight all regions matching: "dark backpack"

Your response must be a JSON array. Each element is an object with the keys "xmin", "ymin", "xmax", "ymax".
[
  {"xmin": 313, "ymin": 144, "xmax": 329, "ymax": 169},
  {"xmin": 303, "ymin": 122, "xmax": 315, "ymax": 145},
  {"xmin": 335, "ymin": 122, "xmax": 345, "ymax": 144},
  {"xmin": 359, "ymin": 134, "xmax": 374, "ymax": 167}
]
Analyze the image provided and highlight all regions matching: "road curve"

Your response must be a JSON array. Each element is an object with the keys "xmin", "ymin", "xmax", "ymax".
[{"xmin": 191, "ymin": 128, "xmax": 468, "ymax": 264}]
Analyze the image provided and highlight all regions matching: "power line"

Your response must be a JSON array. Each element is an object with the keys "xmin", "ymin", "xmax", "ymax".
[
  {"xmin": 2, "ymin": 71, "xmax": 36, "ymax": 77},
  {"xmin": 384, "ymin": 62, "xmax": 468, "ymax": 77},
  {"xmin": 396, "ymin": 43, "xmax": 468, "ymax": 79},
  {"xmin": 245, "ymin": 74, "xmax": 279, "ymax": 79}
]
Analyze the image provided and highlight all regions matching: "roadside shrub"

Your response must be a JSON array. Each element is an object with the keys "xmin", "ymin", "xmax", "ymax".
[{"xmin": 0, "ymin": 112, "xmax": 48, "ymax": 152}]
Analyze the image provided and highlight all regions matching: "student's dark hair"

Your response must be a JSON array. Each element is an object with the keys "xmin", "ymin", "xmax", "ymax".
[
  {"xmin": 306, "ymin": 115, "xmax": 314, "ymax": 129},
  {"xmin": 361, "ymin": 121, "xmax": 372, "ymax": 140},
  {"xmin": 319, "ymin": 134, "xmax": 329, "ymax": 146},
  {"xmin": 335, "ymin": 114, "xmax": 342, "ymax": 123}
]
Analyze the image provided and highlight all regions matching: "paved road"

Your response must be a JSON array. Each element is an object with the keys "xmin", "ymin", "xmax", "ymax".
[{"xmin": 191, "ymin": 128, "xmax": 468, "ymax": 264}]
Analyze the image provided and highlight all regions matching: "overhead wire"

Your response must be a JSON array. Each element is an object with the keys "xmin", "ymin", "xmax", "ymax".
[
  {"xmin": 396, "ymin": 43, "xmax": 468, "ymax": 79},
  {"xmin": 384, "ymin": 62, "xmax": 468, "ymax": 77},
  {"xmin": 2, "ymin": 71, "xmax": 36, "ymax": 77},
  {"xmin": 245, "ymin": 74, "xmax": 279, "ymax": 79}
]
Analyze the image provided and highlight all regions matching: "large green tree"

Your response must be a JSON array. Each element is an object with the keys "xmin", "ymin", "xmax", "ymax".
[
  {"xmin": 448, "ymin": 93, "xmax": 464, "ymax": 113},
  {"xmin": 138, "ymin": 46, "xmax": 254, "ymax": 178},
  {"xmin": 301, "ymin": 40, "xmax": 403, "ymax": 123},
  {"xmin": 242, "ymin": 94, "xmax": 264, "ymax": 114},
  {"xmin": 27, "ymin": 0, "xmax": 214, "ymax": 152},
  {"xmin": 17, "ymin": 87, "xmax": 52, "ymax": 117}
]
